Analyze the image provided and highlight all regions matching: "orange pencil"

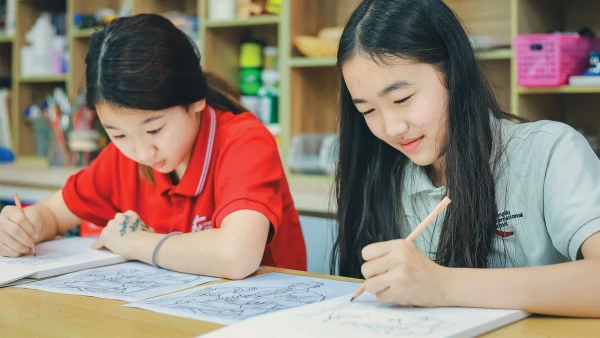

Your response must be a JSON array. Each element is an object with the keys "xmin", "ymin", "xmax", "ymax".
[
  {"xmin": 13, "ymin": 194, "xmax": 36, "ymax": 257},
  {"xmin": 350, "ymin": 196, "xmax": 452, "ymax": 302}
]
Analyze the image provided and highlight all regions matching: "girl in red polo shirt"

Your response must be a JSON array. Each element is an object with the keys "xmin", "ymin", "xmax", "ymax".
[{"xmin": 0, "ymin": 14, "xmax": 306, "ymax": 279}]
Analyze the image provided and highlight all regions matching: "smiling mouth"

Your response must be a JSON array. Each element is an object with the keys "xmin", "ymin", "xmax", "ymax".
[{"xmin": 398, "ymin": 136, "xmax": 424, "ymax": 152}]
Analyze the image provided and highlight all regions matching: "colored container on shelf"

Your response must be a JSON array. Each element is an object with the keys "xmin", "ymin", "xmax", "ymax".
[{"xmin": 515, "ymin": 33, "xmax": 592, "ymax": 87}]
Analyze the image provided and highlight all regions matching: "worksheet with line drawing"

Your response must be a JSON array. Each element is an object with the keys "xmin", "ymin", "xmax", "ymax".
[
  {"xmin": 18, "ymin": 262, "xmax": 219, "ymax": 302},
  {"xmin": 125, "ymin": 272, "xmax": 360, "ymax": 325},
  {"xmin": 201, "ymin": 293, "xmax": 529, "ymax": 338}
]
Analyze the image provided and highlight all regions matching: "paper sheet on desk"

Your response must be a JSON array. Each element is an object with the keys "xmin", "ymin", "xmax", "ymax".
[
  {"xmin": 125, "ymin": 272, "xmax": 360, "ymax": 325},
  {"xmin": 19, "ymin": 262, "xmax": 219, "ymax": 302},
  {"xmin": 201, "ymin": 292, "xmax": 530, "ymax": 338},
  {"xmin": 0, "ymin": 237, "xmax": 126, "ymax": 286}
]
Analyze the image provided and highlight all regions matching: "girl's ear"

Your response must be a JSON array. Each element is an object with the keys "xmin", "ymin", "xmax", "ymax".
[{"xmin": 188, "ymin": 99, "xmax": 207, "ymax": 117}]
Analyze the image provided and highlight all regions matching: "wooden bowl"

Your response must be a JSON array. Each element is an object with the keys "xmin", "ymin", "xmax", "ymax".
[
  {"xmin": 294, "ymin": 35, "xmax": 338, "ymax": 57},
  {"xmin": 318, "ymin": 26, "xmax": 344, "ymax": 41}
]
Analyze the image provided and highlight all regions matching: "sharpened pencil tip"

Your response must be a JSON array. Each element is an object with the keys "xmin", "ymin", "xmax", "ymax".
[{"xmin": 350, "ymin": 297, "xmax": 355, "ymax": 302}]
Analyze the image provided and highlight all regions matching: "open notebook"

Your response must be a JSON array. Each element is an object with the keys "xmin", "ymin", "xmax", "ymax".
[{"xmin": 0, "ymin": 237, "xmax": 125, "ymax": 286}]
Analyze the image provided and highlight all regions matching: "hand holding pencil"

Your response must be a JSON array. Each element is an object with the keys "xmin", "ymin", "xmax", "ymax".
[
  {"xmin": 351, "ymin": 196, "xmax": 452, "ymax": 306},
  {"xmin": 0, "ymin": 194, "xmax": 42, "ymax": 257}
]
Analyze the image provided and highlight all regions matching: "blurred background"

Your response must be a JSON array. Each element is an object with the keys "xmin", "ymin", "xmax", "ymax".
[{"xmin": 1, "ymin": 0, "xmax": 599, "ymax": 273}]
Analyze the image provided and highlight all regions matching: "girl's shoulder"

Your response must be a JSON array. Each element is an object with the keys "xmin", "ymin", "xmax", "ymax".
[
  {"xmin": 502, "ymin": 119, "xmax": 577, "ymax": 142},
  {"xmin": 216, "ymin": 110, "xmax": 277, "ymax": 145},
  {"xmin": 500, "ymin": 119, "xmax": 588, "ymax": 157},
  {"xmin": 498, "ymin": 118, "xmax": 596, "ymax": 174}
]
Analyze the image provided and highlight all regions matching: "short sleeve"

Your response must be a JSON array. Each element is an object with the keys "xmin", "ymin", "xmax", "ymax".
[
  {"xmin": 62, "ymin": 143, "xmax": 122, "ymax": 226},
  {"xmin": 544, "ymin": 127, "xmax": 600, "ymax": 260},
  {"xmin": 212, "ymin": 124, "xmax": 284, "ymax": 233}
]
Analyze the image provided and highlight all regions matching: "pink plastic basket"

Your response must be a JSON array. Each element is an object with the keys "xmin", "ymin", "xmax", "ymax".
[{"xmin": 515, "ymin": 33, "xmax": 591, "ymax": 87}]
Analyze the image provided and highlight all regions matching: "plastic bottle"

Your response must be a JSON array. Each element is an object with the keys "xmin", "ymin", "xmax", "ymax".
[
  {"xmin": 263, "ymin": 46, "xmax": 278, "ymax": 70},
  {"xmin": 52, "ymin": 36, "xmax": 66, "ymax": 75},
  {"xmin": 266, "ymin": 0, "xmax": 282, "ymax": 15},
  {"xmin": 257, "ymin": 69, "xmax": 279, "ymax": 124},
  {"xmin": 24, "ymin": 13, "xmax": 56, "ymax": 76},
  {"xmin": 209, "ymin": 0, "xmax": 236, "ymax": 21},
  {"xmin": 239, "ymin": 41, "xmax": 263, "ymax": 115}
]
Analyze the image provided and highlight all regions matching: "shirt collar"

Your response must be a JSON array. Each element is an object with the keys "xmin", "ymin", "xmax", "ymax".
[{"xmin": 154, "ymin": 105, "xmax": 217, "ymax": 196}]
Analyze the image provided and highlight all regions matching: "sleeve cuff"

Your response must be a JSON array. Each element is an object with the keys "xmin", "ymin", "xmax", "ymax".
[
  {"xmin": 214, "ymin": 198, "xmax": 280, "ymax": 232},
  {"xmin": 568, "ymin": 219, "xmax": 600, "ymax": 261},
  {"xmin": 61, "ymin": 185, "xmax": 108, "ymax": 227}
]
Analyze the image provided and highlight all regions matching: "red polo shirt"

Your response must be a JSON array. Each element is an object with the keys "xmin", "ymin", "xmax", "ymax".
[{"xmin": 62, "ymin": 106, "xmax": 307, "ymax": 271}]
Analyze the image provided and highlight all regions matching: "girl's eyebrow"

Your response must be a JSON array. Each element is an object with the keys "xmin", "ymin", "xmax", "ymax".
[
  {"xmin": 140, "ymin": 115, "xmax": 164, "ymax": 125},
  {"xmin": 352, "ymin": 80, "xmax": 414, "ymax": 104},
  {"xmin": 102, "ymin": 115, "xmax": 164, "ymax": 130},
  {"xmin": 378, "ymin": 80, "xmax": 413, "ymax": 97}
]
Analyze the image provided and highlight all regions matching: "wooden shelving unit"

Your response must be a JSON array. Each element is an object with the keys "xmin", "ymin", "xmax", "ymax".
[{"xmin": 2, "ymin": 0, "xmax": 599, "ymax": 214}]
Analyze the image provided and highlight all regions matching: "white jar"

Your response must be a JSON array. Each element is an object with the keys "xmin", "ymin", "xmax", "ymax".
[{"xmin": 208, "ymin": 0, "xmax": 236, "ymax": 21}]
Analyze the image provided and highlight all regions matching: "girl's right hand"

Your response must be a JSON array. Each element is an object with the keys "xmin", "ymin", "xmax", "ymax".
[{"xmin": 0, "ymin": 205, "xmax": 43, "ymax": 257}]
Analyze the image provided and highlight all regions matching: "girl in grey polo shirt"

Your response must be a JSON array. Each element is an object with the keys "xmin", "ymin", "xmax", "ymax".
[{"xmin": 333, "ymin": 0, "xmax": 600, "ymax": 317}]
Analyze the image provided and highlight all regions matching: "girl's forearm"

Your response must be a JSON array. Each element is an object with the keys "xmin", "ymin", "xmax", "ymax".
[
  {"xmin": 445, "ymin": 260, "xmax": 600, "ymax": 317},
  {"xmin": 129, "ymin": 229, "xmax": 263, "ymax": 280}
]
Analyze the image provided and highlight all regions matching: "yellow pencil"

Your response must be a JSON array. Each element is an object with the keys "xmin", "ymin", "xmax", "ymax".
[{"xmin": 350, "ymin": 196, "xmax": 452, "ymax": 301}]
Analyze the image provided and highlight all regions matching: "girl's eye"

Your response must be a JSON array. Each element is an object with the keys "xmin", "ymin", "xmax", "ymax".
[
  {"xmin": 360, "ymin": 109, "xmax": 375, "ymax": 117},
  {"xmin": 113, "ymin": 135, "xmax": 126, "ymax": 139},
  {"xmin": 148, "ymin": 128, "xmax": 163, "ymax": 135},
  {"xmin": 394, "ymin": 95, "xmax": 413, "ymax": 105}
]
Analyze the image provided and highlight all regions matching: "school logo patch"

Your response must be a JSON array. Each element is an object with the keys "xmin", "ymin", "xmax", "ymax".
[
  {"xmin": 191, "ymin": 215, "xmax": 212, "ymax": 232},
  {"xmin": 496, "ymin": 226, "xmax": 515, "ymax": 238},
  {"xmin": 496, "ymin": 210, "xmax": 523, "ymax": 238}
]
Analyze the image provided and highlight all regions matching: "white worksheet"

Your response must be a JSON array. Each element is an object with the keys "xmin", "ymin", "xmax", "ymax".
[
  {"xmin": 125, "ymin": 272, "xmax": 361, "ymax": 325},
  {"xmin": 201, "ymin": 292, "xmax": 529, "ymax": 338},
  {"xmin": 19, "ymin": 262, "xmax": 219, "ymax": 302}
]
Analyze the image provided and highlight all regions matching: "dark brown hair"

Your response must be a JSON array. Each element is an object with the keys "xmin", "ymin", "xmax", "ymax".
[{"xmin": 85, "ymin": 14, "xmax": 247, "ymax": 183}]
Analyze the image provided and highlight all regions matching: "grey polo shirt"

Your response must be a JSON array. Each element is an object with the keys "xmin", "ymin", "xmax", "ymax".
[{"xmin": 401, "ymin": 119, "xmax": 600, "ymax": 267}]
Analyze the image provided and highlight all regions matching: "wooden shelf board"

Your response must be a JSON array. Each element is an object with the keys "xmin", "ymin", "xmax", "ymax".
[
  {"xmin": 476, "ymin": 48, "xmax": 512, "ymax": 60},
  {"xmin": 518, "ymin": 86, "xmax": 600, "ymax": 94},
  {"xmin": 204, "ymin": 15, "xmax": 280, "ymax": 28},
  {"xmin": 289, "ymin": 57, "xmax": 337, "ymax": 68},
  {"xmin": 0, "ymin": 31, "xmax": 14, "ymax": 43},
  {"xmin": 71, "ymin": 28, "xmax": 99, "ymax": 38},
  {"xmin": 18, "ymin": 75, "xmax": 67, "ymax": 83}
]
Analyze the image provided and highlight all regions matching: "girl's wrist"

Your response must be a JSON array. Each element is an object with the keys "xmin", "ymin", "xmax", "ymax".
[
  {"xmin": 440, "ymin": 266, "xmax": 461, "ymax": 307},
  {"xmin": 128, "ymin": 231, "xmax": 159, "ymax": 261}
]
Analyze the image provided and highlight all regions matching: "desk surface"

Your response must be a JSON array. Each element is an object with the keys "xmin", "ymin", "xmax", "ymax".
[{"xmin": 1, "ymin": 266, "xmax": 598, "ymax": 337}]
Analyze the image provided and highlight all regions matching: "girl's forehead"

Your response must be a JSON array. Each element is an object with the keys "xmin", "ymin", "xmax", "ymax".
[
  {"xmin": 96, "ymin": 103, "xmax": 178, "ymax": 124},
  {"xmin": 343, "ymin": 57, "xmax": 427, "ymax": 82}
]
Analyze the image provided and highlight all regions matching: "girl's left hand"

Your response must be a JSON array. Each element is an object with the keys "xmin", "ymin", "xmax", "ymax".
[
  {"xmin": 361, "ymin": 239, "xmax": 452, "ymax": 307},
  {"xmin": 91, "ymin": 210, "xmax": 154, "ymax": 259}
]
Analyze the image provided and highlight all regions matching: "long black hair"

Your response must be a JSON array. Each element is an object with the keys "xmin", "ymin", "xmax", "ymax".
[
  {"xmin": 332, "ymin": 0, "xmax": 516, "ymax": 278},
  {"xmin": 85, "ymin": 14, "xmax": 247, "ymax": 182}
]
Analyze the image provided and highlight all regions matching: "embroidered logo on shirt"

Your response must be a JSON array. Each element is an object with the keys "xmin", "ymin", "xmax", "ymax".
[
  {"xmin": 496, "ymin": 210, "xmax": 523, "ymax": 238},
  {"xmin": 191, "ymin": 215, "xmax": 212, "ymax": 232}
]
